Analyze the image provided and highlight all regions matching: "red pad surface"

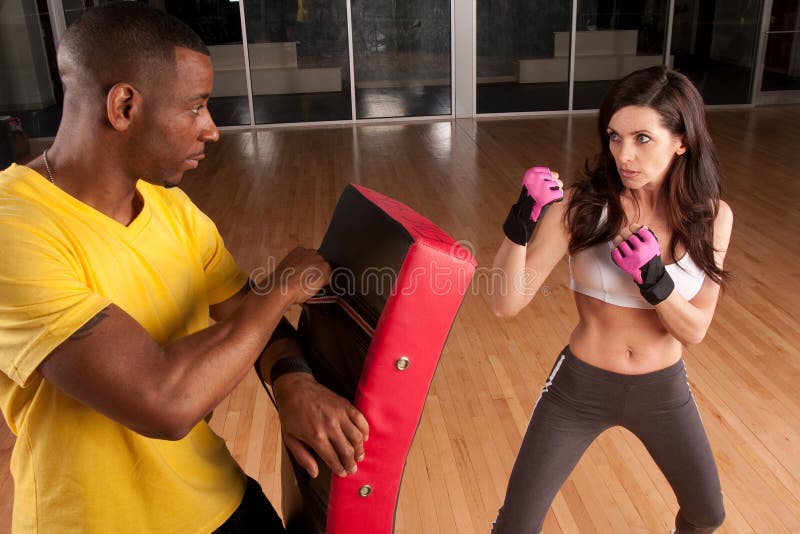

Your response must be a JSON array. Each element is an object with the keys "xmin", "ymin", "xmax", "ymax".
[{"xmin": 324, "ymin": 185, "xmax": 476, "ymax": 533}]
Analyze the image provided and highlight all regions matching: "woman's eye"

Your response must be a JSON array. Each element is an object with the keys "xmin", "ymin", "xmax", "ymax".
[
  {"xmin": 608, "ymin": 132, "xmax": 619, "ymax": 141},
  {"xmin": 637, "ymin": 134, "xmax": 651, "ymax": 143}
]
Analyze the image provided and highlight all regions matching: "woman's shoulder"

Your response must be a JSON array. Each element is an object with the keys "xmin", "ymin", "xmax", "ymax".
[
  {"xmin": 717, "ymin": 199, "xmax": 733, "ymax": 218},
  {"xmin": 714, "ymin": 199, "xmax": 733, "ymax": 231},
  {"xmin": 712, "ymin": 199, "xmax": 734, "ymax": 250}
]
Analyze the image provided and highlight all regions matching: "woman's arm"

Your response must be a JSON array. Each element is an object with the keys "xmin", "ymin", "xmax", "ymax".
[
  {"xmin": 490, "ymin": 190, "xmax": 570, "ymax": 318},
  {"xmin": 653, "ymin": 200, "xmax": 734, "ymax": 345}
]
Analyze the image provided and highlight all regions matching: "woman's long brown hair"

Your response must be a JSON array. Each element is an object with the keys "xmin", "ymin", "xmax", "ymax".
[{"xmin": 565, "ymin": 65, "xmax": 728, "ymax": 285}]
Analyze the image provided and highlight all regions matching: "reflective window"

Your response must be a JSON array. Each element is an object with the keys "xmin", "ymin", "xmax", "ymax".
[
  {"xmin": 671, "ymin": 0, "xmax": 762, "ymax": 105},
  {"xmin": 62, "ymin": 0, "xmax": 252, "ymax": 127},
  {"xmin": 351, "ymin": 0, "xmax": 451, "ymax": 119},
  {"xmin": 1, "ymin": 0, "xmax": 60, "ymax": 138},
  {"xmin": 244, "ymin": 0, "xmax": 352, "ymax": 124},
  {"xmin": 760, "ymin": 0, "xmax": 800, "ymax": 93},
  {"xmin": 1, "ymin": 0, "xmax": 780, "ymax": 140},
  {"xmin": 162, "ymin": 0, "xmax": 251, "ymax": 126},
  {"xmin": 573, "ymin": 0, "xmax": 669, "ymax": 110},
  {"xmin": 476, "ymin": 1, "xmax": 573, "ymax": 114}
]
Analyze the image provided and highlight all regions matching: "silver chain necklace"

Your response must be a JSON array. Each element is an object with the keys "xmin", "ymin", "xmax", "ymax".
[{"xmin": 42, "ymin": 148, "xmax": 55, "ymax": 184}]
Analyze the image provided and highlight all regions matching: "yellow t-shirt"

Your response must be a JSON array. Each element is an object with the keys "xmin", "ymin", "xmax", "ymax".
[{"xmin": 0, "ymin": 164, "xmax": 249, "ymax": 533}]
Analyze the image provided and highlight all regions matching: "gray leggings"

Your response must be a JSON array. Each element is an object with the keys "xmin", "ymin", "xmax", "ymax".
[{"xmin": 493, "ymin": 346, "xmax": 725, "ymax": 534}]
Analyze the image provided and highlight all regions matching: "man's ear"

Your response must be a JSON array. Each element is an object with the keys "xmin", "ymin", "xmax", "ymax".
[{"xmin": 106, "ymin": 83, "xmax": 141, "ymax": 131}]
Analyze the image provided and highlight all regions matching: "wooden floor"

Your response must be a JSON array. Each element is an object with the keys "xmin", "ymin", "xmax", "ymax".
[{"xmin": 2, "ymin": 106, "xmax": 799, "ymax": 533}]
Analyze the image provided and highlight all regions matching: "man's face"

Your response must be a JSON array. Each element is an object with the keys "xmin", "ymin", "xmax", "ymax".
[{"xmin": 135, "ymin": 47, "xmax": 219, "ymax": 187}]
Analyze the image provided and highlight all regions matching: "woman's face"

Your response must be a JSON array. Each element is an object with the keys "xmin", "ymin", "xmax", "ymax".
[{"xmin": 606, "ymin": 105, "xmax": 686, "ymax": 191}]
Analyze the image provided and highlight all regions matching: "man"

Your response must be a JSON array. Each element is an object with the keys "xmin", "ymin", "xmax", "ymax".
[{"xmin": 0, "ymin": 3, "xmax": 367, "ymax": 532}]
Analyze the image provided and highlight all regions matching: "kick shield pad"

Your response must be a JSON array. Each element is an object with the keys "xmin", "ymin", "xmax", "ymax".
[{"xmin": 283, "ymin": 184, "xmax": 476, "ymax": 534}]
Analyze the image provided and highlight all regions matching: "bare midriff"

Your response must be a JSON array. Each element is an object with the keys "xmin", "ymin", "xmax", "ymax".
[{"xmin": 567, "ymin": 292, "xmax": 682, "ymax": 374}]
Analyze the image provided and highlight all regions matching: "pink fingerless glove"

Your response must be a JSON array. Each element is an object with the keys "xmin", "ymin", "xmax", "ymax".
[
  {"xmin": 611, "ymin": 228, "xmax": 675, "ymax": 305},
  {"xmin": 522, "ymin": 166, "xmax": 564, "ymax": 222},
  {"xmin": 502, "ymin": 166, "xmax": 564, "ymax": 246}
]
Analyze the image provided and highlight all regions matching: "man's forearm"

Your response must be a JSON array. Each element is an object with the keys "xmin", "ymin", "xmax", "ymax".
[
  {"xmin": 256, "ymin": 336, "xmax": 313, "ymax": 385},
  {"xmin": 159, "ymin": 287, "xmax": 295, "ymax": 434}
]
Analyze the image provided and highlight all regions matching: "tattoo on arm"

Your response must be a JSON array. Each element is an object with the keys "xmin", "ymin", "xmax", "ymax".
[{"xmin": 68, "ymin": 306, "xmax": 111, "ymax": 341}]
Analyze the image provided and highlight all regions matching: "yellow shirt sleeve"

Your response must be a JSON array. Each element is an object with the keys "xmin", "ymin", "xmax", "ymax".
[{"xmin": 0, "ymin": 216, "xmax": 111, "ymax": 387}]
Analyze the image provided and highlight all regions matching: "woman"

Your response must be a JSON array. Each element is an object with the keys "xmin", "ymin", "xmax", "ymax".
[{"xmin": 490, "ymin": 66, "xmax": 733, "ymax": 534}]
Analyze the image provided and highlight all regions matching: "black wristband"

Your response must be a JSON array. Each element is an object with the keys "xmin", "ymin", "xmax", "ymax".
[
  {"xmin": 269, "ymin": 355, "xmax": 314, "ymax": 384},
  {"xmin": 640, "ymin": 273, "xmax": 675, "ymax": 305},
  {"xmin": 502, "ymin": 188, "xmax": 537, "ymax": 245}
]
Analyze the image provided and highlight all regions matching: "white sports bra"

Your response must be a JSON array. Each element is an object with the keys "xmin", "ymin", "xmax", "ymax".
[{"xmin": 568, "ymin": 208, "xmax": 706, "ymax": 309}]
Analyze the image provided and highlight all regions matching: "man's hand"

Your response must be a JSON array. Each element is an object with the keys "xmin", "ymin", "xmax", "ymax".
[
  {"xmin": 262, "ymin": 247, "xmax": 331, "ymax": 304},
  {"xmin": 272, "ymin": 372, "xmax": 369, "ymax": 478}
]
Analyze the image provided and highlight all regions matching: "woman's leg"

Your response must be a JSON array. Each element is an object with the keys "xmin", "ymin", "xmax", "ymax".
[
  {"xmin": 493, "ymin": 350, "xmax": 614, "ymax": 534},
  {"xmin": 626, "ymin": 364, "xmax": 725, "ymax": 534}
]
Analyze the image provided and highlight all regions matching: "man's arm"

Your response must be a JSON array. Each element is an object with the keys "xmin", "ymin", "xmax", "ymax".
[
  {"xmin": 214, "ymin": 280, "xmax": 370, "ymax": 477},
  {"xmin": 209, "ymin": 280, "xmax": 251, "ymax": 322},
  {"xmin": 39, "ymin": 247, "xmax": 326, "ymax": 441},
  {"xmin": 256, "ymin": 333, "xmax": 369, "ymax": 479}
]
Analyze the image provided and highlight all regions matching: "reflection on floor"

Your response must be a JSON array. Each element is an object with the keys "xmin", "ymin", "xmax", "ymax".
[
  {"xmin": 208, "ymin": 92, "xmax": 352, "ymax": 126},
  {"xmin": 477, "ymin": 82, "xmax": 569, "ymax": 114},
  {"xmin": 208, "ymin": 85, "xmax": 451, "ymax": 126},
  {"xmin": 476, "ymin": 82, "xmax": 617, "ymax": 113},
  {"xmin": 356, "ymin": 86, "xmax": 451, "ymax": 119}
]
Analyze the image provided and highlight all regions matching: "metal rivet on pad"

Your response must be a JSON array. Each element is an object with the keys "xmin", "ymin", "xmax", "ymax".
[
  {"xmin": 395, "ymin": 357, "xmax": 410, "ymax": 371},
  {"xmin": 359, "ymin": 484, "xmax": 372, "ymax": 497}
]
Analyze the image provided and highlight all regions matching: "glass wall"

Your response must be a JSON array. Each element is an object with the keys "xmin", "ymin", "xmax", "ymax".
[
  {"xmin": 62, "ymin": 0, "xmax": 253, "ymax": 126},
  {"xmin": 351, "ymin": 0, "xmax": 452, "ymax": 119},
  {"xmin": 573, "ymin": 0, "xmax": 669, "ymax": 110},
  {"xmin": 476, "ymin": 0, "xmax": 573, "ymax": 113},
  {"xmin": 670, "ymin": 0, "xmax": 763, "ymax": 105},
  {"xmin": 2, "ymin": 0, "xmax": 453, "ymax": 139},
  {"xmin": 2, "ymin": 0, "xmax": 780, "ymax": 137},
  {"xmin": 162, "ymin": 0, "xmax": 251, "ymax": 126},
  {"xmin": 244, "ymin": 0, "xmax": 352, "ymax": 124},
  {"xmin": 759, "ymin": 0, "xmax": 800, "ymax": 95},
  {"xmin": 474, "ymin": 0, "xmax": 764, "ymax": 113},
  {"xmin": 1, "ymin": 0, "xmax": 61, "ymax": 138}
]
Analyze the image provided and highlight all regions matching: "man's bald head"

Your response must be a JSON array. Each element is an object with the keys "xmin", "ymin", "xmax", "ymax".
[{"xmin": 58, "ymin": 2, "xmax": 209, "ymax": 103}]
